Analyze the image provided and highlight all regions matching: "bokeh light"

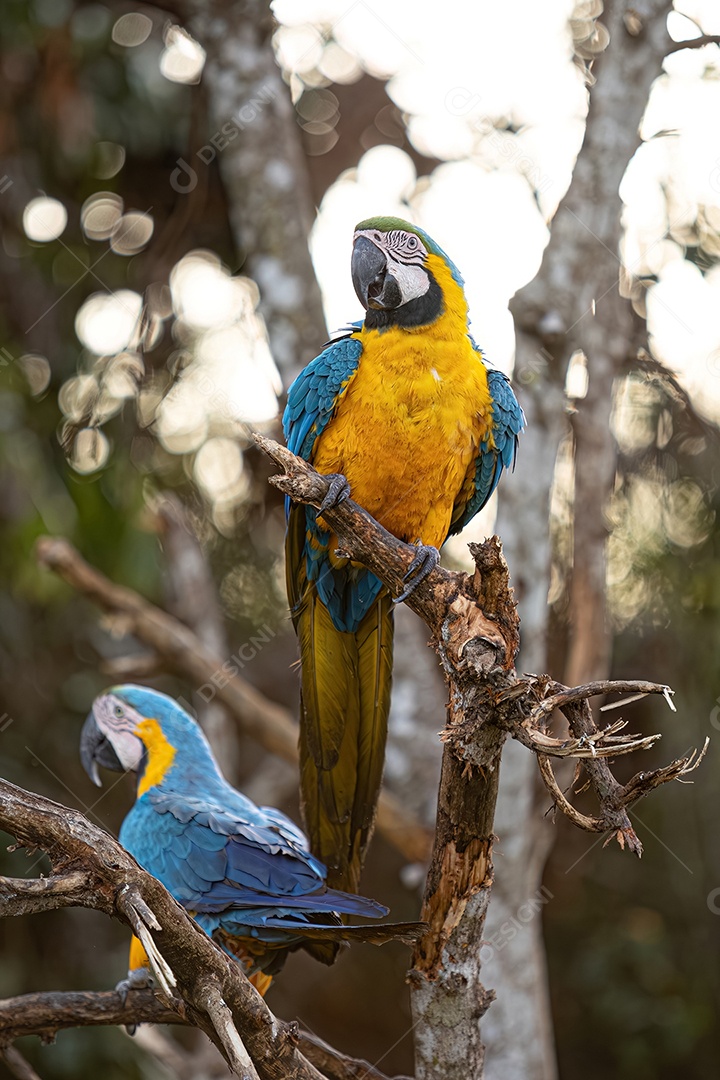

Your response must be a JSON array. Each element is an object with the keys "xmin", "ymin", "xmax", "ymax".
[
  {"xmin": 110, "ymin": 211, "xmax": 154, "ymax": 255},
  {"xmin": 160, "ymin": 25, "xmax": 206, "ymax": 84},
  {"xmin": 75, "ymin": 291, "xmax": 143, "ymax": 355},
  {"xmin": 111, "ymin": 12, "xmax": 153, "ymax": 47},
  {"xmin": 19, "ymin": 354, "xmax": 51, "ymax": 397},
  {"xmin": 22, "ymin": 197, "xmax": 68, "ymax": 242},
  {"xmin": 81, "ymin": 193, "xmax": 124, "ymax": 241},
  {"xmin": 170, "ymin": 252, "xmax": 247, "ymax": 329}
]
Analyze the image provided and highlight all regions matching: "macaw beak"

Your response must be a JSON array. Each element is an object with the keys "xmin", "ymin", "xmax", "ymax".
[
  {"xmin": 351, "ymin": 236, "xmax": 402, "ymax": 311},
  {"xmin": 80, "ymin": 711, "xmax": 123, "ymax": 787}
]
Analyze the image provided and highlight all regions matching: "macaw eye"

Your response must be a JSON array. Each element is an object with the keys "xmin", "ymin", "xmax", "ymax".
[
  {"xmin": 406, "ymin": 235, "xmax": 418, "ymax": 249},
  {"xmin": 114, "ymin": 705, "xmax": 124, "ymax": 718}
]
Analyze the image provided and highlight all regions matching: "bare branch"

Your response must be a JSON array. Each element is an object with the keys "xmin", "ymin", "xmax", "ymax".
[
  {"xmin": 0, "ymin": 989, "xmax": 184, "ymax": 1043},
  {"xmin": 518, "ymin": 720, "xmax": 661, "ymax": 759},
  {"xmin": 527, "ymin": 679, "xmax": 674, "ymax": 726},
  {"xmin": 0, "ymin": 1046, "xmax": 43, "ymax": 1080},
  {"xmin": 0, "ymin": 989, "xmax": 403, "ymax": 1080},
  {"xmin": 665, "ymin": 33, "xmax": 720, "ymax": 53},
  {"xmin": 34, "ymin": 535, "xmax": 431, "ymax": 866},
  {"xmin": 197, "ymin": 976, "xmax": 261, "ymax": 1080},
  {"xmin": 536, "ymin": 754, "xmax": 605, "ymax": 833},
  {"xmin": 621, "ymin": 738, "xmax": 709, "ymax": 804},
  {"xmin": 0, "ymin": 871, "xmax": 88, "ymax": 917}
]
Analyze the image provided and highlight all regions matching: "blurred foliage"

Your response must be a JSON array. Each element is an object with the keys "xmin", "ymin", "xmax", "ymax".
[{"xmin": 1, "ymin": 2, "xmax": 720, "ymax": 1079}]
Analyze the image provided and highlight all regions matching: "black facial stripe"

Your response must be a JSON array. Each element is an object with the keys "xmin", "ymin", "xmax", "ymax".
[
  {"xmin": 384, "ymin": 230, "xmax": 427, "ymax": 261},
  {"xmin": 364, "ymin": 268, "xmax": 443, "ymax": 330},
  {"xmin": 390, "ymin": 252, "xmax": 425, "ymax": 267}
]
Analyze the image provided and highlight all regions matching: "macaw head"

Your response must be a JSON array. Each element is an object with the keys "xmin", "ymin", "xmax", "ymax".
[
  {"xmin": 351, "ymin": 216, "xmax": 465, "ymax": 329},
  {"xmin": 80, "ymin": 684, "xmax": 208, "ymax": 791}
]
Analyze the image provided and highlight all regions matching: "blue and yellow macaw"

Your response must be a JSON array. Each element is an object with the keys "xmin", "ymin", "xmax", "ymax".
[
  {"xmin": 284, "ymin": 216, "xmax": 524, "ymax": 892},
  {"xmin": 80, "ymin": 685, "xmax": 416, "ymax": 995}
]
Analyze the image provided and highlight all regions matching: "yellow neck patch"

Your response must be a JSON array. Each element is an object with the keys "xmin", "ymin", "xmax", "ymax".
[
  {"xmin": 424, "ymin": 252, "xmax": 469, "ymax": 332},
  {"xmin": 135, "ymin": 717, "xmax": 176, "ymax": 796}
]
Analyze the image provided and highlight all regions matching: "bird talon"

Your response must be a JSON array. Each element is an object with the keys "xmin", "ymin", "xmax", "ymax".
[
  {"xmin": 115, "ymin": 967, "xmax": 153, "ymax": 1005},
  {"xmin": 319, "ymin": 473, "xmax": 351, "ymax": 514},
  {"xmin": 394, "ymin": 544, "xmax": 440, "ymax": 603}
]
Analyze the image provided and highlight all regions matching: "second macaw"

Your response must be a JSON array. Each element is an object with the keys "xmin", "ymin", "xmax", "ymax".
[
  {"xmin": 80, "ymin": 685, "xmax": 418, "ymax": 994},
  {"xmin": 284, "ymin": 216, "xmax": 525, "ymax": 892}
]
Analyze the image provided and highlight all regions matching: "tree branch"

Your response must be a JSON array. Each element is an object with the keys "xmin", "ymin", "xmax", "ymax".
[
  {"xmin": 0, "ymin": 989, "xmax": 184, "ymax": 1043},
  {"xmin": 0, "ymin": 989, "xmax": 402, "ymax": 1080},
  {"xmin": 33, "ymin": 536, "xmax": 431, "ymax": 866},
  {"xmin": 0, "ymin": 871, "xmax": 88, "ymax": 917},
  {"xmin": 0, "ymin": 1045, "xmax": 43, "ymax": 1080},
  {"xmin": 665, "ymin": 33, "xmax": 720, "ymax": 53}
]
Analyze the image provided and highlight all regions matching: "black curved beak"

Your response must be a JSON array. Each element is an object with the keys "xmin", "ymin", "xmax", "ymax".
[
  {"xmin": 80, "ymin": 711, "xmax": 123, "ymax": 787},
  {"xmin": 351, "ymin": 236, "xmax": 401, "ymax": 311}
]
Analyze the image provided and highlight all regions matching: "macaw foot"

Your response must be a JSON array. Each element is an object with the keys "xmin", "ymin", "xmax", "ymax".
[
  {"xmin": 115, "ymin": 966, "xmax": 153, "ymax": 1006},
  {"xmin": 394, "ymin": 543, "xmax": 441, "ymax": 604},
  {"xmin": 319, "ymin": 473, "xmax": 351, "ymax": 514}
]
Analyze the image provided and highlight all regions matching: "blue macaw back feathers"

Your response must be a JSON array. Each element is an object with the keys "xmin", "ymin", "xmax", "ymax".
[{"xmin": 107, "ymin": 689, "xmax": 390, "ymax": 976}]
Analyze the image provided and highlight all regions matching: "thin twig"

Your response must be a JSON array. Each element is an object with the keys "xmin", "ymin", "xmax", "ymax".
[
  {"xmin": 527, "ymin": 679, "xmax": 673, "ymax": 725},
  {"xmin": 0, "ymin": 1045, "xmax": 44, "ymax": 1080},
  {"xmin": 116, "ymin": 884, "xmax": 177, "ymax": 1001},
  {"xmin": 198, "ymin": 977, "xmax": 261, "ymax": 1080},
  {"xmin": 665, "ymin": 33, "xmax": 720, "ymax": 54}
]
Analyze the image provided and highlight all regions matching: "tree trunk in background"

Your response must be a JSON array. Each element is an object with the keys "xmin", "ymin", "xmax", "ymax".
[
  {"xmin": 183, "ymin": 0, "xmax": 327, "ymax": 384},
  {"xmin": 486, "ymin": 3, "xmax": 672, "ymax": 1077}
]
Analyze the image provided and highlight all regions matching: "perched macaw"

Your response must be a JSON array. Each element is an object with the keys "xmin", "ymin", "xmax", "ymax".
[
  {"xmin": 80, "ymin": 685, "xmax": 417, "ymax": 995},
  {"xmin": 284, "ymin": 216, "xmax": 524, "ymax": 893}
]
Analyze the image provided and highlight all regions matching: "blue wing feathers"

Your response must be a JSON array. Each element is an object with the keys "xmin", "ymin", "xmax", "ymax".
[
  {"xmin": 121, "ymin": 755, "xmax": 388, "ymax": 951},
  {"xmin": 284, "ymin": 333, "xmax": 384, "ymax": 633},
  {"xmin": 450, "ymin": 363, "xmax": 524, "ymax": 534},
  {"xmin": 283, "ymin": 336, "xmax": 363, "ymax": 461}
]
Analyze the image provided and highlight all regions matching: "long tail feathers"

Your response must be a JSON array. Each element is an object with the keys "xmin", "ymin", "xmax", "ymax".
[{"xmin": 297, "ymin": 590, "xmax": 394, "ymax": 894}]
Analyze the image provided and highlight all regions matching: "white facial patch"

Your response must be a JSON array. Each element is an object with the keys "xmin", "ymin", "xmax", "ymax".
[
  {"xmin": 391, "ymin": 260, "xmax": 430, "ymax": 303},
  {"xmin": 95, "ymin": 693, "xmax": 145, "ymax": 771}
]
